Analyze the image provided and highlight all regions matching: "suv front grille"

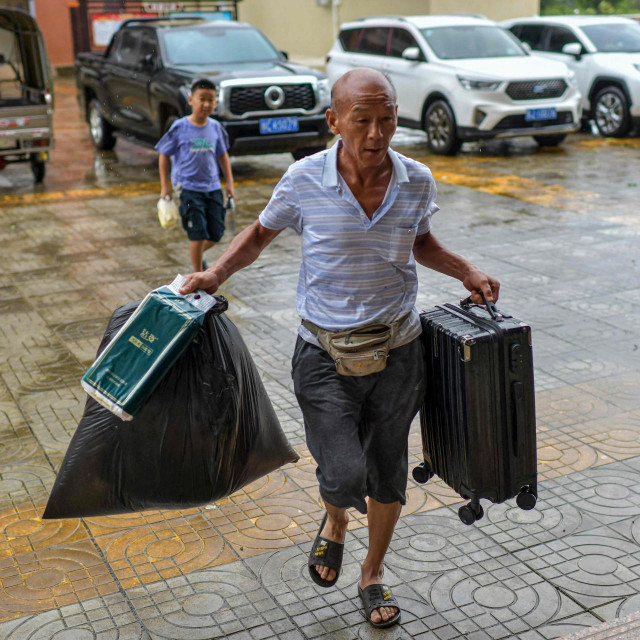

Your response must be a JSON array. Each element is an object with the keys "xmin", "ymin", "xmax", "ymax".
[
  {"xmin": 229, "ymin": 84, "xmax": 316, "ymax": 115},
  {"xmin": 506, "ymin": 79, "xmax": 568, "ymax": 101},
  {"xmin": 493, "ymin": 111, "xmax": 573, "ymax": 130}
]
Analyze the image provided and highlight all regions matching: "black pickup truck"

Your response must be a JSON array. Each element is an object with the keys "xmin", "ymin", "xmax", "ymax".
[{"xmin": 75, "ymin": 17, "xmax": 333, "ymax": 159}]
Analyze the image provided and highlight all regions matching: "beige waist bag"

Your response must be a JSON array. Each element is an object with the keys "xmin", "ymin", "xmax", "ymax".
[{"xmin": 302, "ymin": 317, "xmax": 407, "ymax": 377}]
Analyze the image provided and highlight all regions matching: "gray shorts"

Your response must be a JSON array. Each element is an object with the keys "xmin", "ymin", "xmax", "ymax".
[{"xmin": 291, "ymin": 336, "xmax": 425, "ymax": 514}]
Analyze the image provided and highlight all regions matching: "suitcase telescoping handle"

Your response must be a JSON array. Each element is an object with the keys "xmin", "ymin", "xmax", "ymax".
[{"xmin": 460, "ymin": 291, "xmax": 511, "ymax": 322}]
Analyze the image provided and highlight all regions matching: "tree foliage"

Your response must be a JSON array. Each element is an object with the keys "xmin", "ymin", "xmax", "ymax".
[{"xmin": 541, "ymin": 0, "xmax": 640, "ymax": 14}]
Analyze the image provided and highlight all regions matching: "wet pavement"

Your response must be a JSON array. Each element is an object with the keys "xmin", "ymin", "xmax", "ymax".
[{"xmin": 0, "ymin": 76, "xmax": 640, "ymax": 639}]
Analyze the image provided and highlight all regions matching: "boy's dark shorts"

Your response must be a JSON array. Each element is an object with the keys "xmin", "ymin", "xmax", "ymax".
[{"xmin": 179, "ymin": 188, "xmax": 225, "ymax": 242}]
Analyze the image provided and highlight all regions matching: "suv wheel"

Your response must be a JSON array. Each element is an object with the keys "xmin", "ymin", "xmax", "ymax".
[
  {"xmin": 89, "ymin": 99, "xmax": 116, "ymax": 150},
  {"xmin": 593, "ymin": 86, "xmax": 631, "ymax": 137},
  {"xmin": 425, "ymin": 100, "xmax": 462, "ymax": 155},
  {"xmin": 533, "ymin": 134, "xmax": 567, "ymax": 147}
]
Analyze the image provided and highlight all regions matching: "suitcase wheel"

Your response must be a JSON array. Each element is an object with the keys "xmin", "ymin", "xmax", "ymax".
[
  {"xmin": 516, "ymin": 489, "xmax": 537, "ymax": 511},
  {"xmin": 412, "ymin": 462, "xmax": 434, "ymax": 484},
  {"xmin": 458, "ymin": 501, "xmax": 484, "ymax": 525}
]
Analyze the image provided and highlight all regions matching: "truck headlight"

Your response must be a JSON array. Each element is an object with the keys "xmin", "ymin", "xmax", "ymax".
[
  {"xmin": 317, "ymin": 78, "xmax": 331, "ymax": 106},
  {"xmin": 457, "ymin": 76, "xmax": 501, "ymax": 91}
]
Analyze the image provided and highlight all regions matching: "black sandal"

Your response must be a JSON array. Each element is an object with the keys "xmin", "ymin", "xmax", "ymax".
[
  {"xmin": 358, "ymin": 583, "xmax": 401, "ymax": 629},
  {"xmin": 307, "ymin": 512, "xmax": 344, "ymax": 588}
]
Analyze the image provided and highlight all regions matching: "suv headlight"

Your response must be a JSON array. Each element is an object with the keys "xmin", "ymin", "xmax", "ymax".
[
  {"xmin": 457, "ymin": 76, "xmax": 501, "ymax": 91},
  {"xmin": 317, "ymin": 78, "xmax": 331, "ymax": 107},
  {"xmin": 566, "ymin": 70, "xmax": 577, "ymax": 87}
]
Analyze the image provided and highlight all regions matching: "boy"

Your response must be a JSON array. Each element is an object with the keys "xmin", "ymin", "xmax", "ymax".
[{"xmin": 156, "ymin": 78, "xmax": 236, "ymax": 272}]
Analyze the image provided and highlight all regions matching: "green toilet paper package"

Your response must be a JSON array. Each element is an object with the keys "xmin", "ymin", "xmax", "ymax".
[{"xmin": 81, "ymin": 275, "xmax": 219, "ymax": 420}]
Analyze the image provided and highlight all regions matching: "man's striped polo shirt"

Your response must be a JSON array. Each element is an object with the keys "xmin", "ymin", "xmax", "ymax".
[{"xmin": 258, "ymin": 140, "xmax": 440, "ymax": 348}]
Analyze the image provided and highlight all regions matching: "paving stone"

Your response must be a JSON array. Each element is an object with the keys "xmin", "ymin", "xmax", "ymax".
[
  {"xmin": 0, "ymin": 592, "xmax": 144, "ymax": 639},
  {"xmin": 3, "ymin": 77, "xmax": 640, "ymax": 640}
]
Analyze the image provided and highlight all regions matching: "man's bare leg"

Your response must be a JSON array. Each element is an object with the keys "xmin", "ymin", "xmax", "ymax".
[
  {"xmin": 313, "ymin": 500, "xmax": 349, "ymax": 583},
  {"xmin": 359, "ymin": 498, "xmax": 401, "ymax": 624}
]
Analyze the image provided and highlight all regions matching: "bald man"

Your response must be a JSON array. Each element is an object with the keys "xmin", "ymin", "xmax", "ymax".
[{"xmin": 180, "ymin": 68, "xmax": 499, "ymax": 629}]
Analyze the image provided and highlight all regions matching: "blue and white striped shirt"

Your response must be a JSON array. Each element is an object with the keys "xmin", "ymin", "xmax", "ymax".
[{"xmin": 259, "ymin": 141, "xmax": 440, "ymax": 348}]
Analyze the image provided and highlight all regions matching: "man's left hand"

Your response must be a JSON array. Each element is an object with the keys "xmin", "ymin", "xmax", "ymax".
[{"xmin": 462, "ymin": 268, "xmax": 500, "ymax": 304}]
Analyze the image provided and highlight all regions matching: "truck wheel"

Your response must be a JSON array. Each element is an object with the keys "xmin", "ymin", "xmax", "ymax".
[
  {"xmin": 292, "ymin": 145, "xmax": 326, "ymax": 161},
  {"xmin": 533, "ymin": 134, "xmax": 567, "ymax": 147},
  {"xmin": 425, "ymin": 100, "xmax": 462, "ymax": 155},
  {"xmin": 593, "ymin": 86, "xmax": 631, "ymax": 137},
  {"xmin": 30, "ymin": 155, "xmax": 45, "ymax": 183},
  {"xmin": 89, "ymin": 99, "xmax": 116, "ymax": 150}
]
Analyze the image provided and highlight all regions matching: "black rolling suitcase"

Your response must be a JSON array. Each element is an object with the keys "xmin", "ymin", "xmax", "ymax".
[{"xmin": 413, "ymin": 295, "xmax": 537, "ymax": 525}]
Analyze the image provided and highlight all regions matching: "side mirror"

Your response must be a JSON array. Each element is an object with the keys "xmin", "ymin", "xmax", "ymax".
[
  {"xmin": 142, "ymin": 53, "xmax": 155, "ymax": 70},
  {"xmin": 562, "ymin": 42, "xmax": 583, "ymax": 59},
  {"xmin": 401, "ymin": 47, "xmax": 421, "ymax": 61},
  {"xmin": 280, "ymin": 50, "xmax": 289, "ymax": 60}
]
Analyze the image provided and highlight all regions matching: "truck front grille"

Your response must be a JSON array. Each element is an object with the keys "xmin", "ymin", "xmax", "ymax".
[
  {"xmin": 228, "ymin": 84, "xmax": 316, "ymax": 115},
  {"xmin": 506, "ymin": 79, "xmax": 567, "ymax": 101}
]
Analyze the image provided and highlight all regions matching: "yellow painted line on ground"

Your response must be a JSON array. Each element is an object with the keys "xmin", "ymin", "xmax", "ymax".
[
  {"xmin": 569, "ymin": 137, "xmax": 640, "ymax": 149},
  {"xmin": 417, "ymin": 156, "xmax": 600, "ymax": 211},
  {"xmin": 0, "ymin": 182, "xmax": 162, "ymax": 206},
  {"xmin": 0, "ymin": 157, "xmax": 599, "ymax": 211},
  {"xmin": 0, "ymin": 175, "xmax": 283, "ymax": 207}
]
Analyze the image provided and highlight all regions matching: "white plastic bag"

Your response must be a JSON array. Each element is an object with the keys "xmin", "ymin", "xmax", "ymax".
[{"xmin": 157, "ymin": 196, "xmax": 179, "ymax": 229}]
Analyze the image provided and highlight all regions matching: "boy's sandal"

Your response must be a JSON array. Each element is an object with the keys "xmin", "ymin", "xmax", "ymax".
[
  {"xmin": 307, "ymin": 512, "xmax": 344, "ymax": 588},
  {"xmin": 358, "ymin": 583, "xmax": 401, "ymax": 629}
]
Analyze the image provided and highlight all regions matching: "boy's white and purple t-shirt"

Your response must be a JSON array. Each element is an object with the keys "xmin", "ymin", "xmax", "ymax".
[{"xmin": 155, "ymin": 117, "xmax": 229, "ymax": 192}]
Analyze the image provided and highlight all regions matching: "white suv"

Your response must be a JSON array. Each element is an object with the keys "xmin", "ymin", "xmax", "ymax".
[
  {"xmin": 325, "ymin": 14, "xmax": 581, "ymax": 154},
  {"xmin": 502, "ymin": 16, "xmax": 640, "ymax": 137}
]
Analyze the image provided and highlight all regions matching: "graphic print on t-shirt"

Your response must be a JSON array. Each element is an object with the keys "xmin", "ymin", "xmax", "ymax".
[{"xmin": 190, "ymin": 138, "xmax": 216, "ymax": 152}]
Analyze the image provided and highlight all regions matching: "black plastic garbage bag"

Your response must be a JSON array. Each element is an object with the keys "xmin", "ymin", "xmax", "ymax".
[{"xmin": 43, "ymin": 299, "xmax": 299, "ymax": 519}]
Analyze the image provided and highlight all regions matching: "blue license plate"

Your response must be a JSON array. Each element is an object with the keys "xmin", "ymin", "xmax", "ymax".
[
  {"xmin": 259, "ymin": 116, "xmax": 299, "ymax": 135},
  {"xmin": 525, "ymin": 107, "xmax": 557, "ymax": 122}
]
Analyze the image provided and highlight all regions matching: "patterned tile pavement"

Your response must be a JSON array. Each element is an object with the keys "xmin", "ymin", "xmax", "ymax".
[{"xmin": 1, "ymin": 79, "xmax": 640, "ymax": 638}]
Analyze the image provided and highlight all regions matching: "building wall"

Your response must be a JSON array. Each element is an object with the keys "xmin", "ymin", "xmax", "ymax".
[
  {"xmin": 32, "ymin": 0, "xmax": 74, "ymax": 67},
  {"xmin": 239, "ymin": 0, "xmax": 540, "ymax": 59},
  {"xmin": 25, "ymin": 0, "xmax": 541, "ymax": 69}
]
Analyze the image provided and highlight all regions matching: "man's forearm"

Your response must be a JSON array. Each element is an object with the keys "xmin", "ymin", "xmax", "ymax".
[
  {"xmin": 413, "ymin": 232, "xmax": 476, "ymax": 281},
  {"xmin": 211, "ymin": 220, "xmax": 279, "ymax": 285},
  {"xmin": 413, "ymin": 231, "xmax": 500, "ymax": 302}
]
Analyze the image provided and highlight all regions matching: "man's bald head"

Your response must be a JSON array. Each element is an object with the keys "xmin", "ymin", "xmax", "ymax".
[{"xmin": 330, "ymin": 68, "xmax": 397, "ymax": 113}]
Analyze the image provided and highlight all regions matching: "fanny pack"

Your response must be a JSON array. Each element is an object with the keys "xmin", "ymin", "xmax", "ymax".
[{"xmin": 302, "ymin": 316, "xmax": 408, "ymax": 377}]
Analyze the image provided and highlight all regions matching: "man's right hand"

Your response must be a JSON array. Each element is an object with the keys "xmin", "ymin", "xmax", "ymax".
[
  {"xmin": 160, "ymin": 188, "xmax": 172, "ymax": 200},
  {"xmin": 179, "ymin": 269, "xmax": 221, "ymax": 295}
]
